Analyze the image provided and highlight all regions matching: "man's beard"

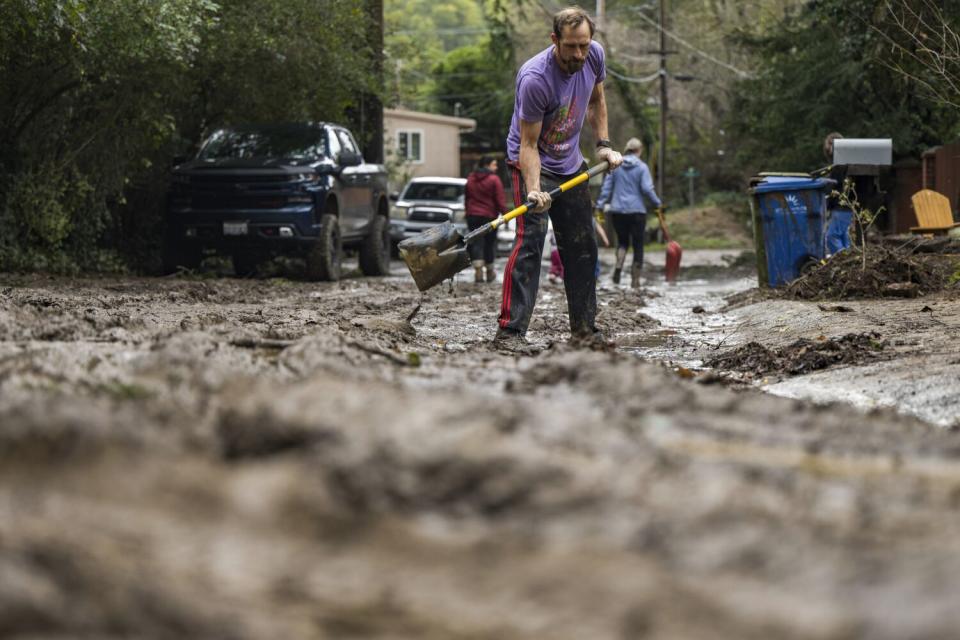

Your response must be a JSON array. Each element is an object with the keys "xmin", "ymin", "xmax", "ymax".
[{"xmin": 562, "ymin": 57, "xmax": 585, "ymax": 72}]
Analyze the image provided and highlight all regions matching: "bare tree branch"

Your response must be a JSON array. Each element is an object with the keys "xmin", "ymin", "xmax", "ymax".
[{"xmin": 874, "ymin": 0, "xmax": 960, "ymax": 109}]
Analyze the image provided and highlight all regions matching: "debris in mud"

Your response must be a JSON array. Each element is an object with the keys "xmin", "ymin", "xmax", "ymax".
[
  {"xmin": 817, "ymin": 304, "xmax": 854, "ymax": 313},
  {"xmin": 704, "ymin": 332, "xmax": 887, "ymax": 378},
  {"xmin": 784, "ymin": 245, "xmax": 958, "ymax": 300}
]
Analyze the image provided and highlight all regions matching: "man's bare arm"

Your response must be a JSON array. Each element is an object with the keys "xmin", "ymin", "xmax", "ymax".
[
  {"xmin": 588, "ymin": 82, "xmax": 623, "ymax": 169},
  {"xmin": 587, "ymin": 81, "xmax": 610, "ymax": 142},
  {"xmin": 519, "ymin": 119, "xmax": 551, "ymax": 212}
]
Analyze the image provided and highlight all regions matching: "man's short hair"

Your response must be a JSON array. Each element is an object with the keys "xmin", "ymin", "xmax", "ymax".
[{"xmin": 553, "ymin": 6, "xmax": 595, "ymax": 39}]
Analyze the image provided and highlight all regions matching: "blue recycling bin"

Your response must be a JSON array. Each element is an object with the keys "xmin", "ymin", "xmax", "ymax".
[{"xmin": 749, "ymin": 176, "xmax": 835, "ymax": 287}]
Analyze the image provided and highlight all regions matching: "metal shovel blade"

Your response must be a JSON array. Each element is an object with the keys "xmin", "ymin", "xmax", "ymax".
[{"xmin": 398, "ymin": 222, "xmax": 473, "ymax": 291}]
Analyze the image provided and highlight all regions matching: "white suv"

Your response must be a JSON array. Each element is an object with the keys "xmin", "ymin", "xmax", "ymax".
[{"xmin": 389, "ymin": 177, "xmax": 466, "ymax": 243}]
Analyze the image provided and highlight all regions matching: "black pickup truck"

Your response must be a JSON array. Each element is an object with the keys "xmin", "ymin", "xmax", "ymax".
[{"xmin": 164, "ymin": 122, "xmax": 390, "ymax": 280}]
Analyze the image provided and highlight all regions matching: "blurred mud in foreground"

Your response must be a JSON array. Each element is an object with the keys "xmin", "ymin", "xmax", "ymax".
[{"xmin": 2, "ymin": 267, "xmax": 960, "ymax": 639}]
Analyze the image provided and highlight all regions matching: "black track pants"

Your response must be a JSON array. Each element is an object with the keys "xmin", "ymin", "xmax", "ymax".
[
  {"xmin": 499, "ymin": 162, "xmax": 597, "ymax": 336},
  {"xmin": 466, "ymin": 215, "xmax": 496, "ymax": 264},
  {"xmin": 611, "ymin": 212, "xmax": 647, "ymax": 266}
]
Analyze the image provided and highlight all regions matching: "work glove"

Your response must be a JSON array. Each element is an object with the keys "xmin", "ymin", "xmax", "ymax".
[
  {"xmin": 594, "ymin": 208, "xmax": 606, "ymax": 225},
  {"xmin": 596, "ymin": 146, "xmax": 623, "ymax": 170}
]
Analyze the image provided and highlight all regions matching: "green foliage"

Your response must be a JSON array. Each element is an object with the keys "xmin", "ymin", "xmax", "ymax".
[
  {"xmin": 728, "ymin": 0, "xmax": 960, "ymax": 174},
  {"xmin": 703, "ymin": 191, "xmax": 752, "ymax": 224},
  {"xmin": 385, "ymin": 0, "xmax": 488, "ymax": 108},
  {"xmin": 429, "ymin": 36, "xmax": 515, "ymax": 150},
  {"xmin": 0, "ymin": 0, "xmax": 382, "ymax": 273}
]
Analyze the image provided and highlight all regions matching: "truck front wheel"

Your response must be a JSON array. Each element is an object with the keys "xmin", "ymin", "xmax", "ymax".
[
  {"xmin": 359, "ymin": 214, "xmax": 391, "ymax": 276},
  {"xmin": 305, "ymin": 214, "xmax": 342, "ymax": 282}
]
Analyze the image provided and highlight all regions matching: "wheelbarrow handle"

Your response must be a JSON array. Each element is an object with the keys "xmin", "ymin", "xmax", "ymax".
[{"xmin": 462, "ymin": 162, "xmax": 610, "ymax": 243}]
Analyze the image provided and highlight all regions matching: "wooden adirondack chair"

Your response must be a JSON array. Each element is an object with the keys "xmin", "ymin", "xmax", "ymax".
[{"xmin": 910, "ymin": 189, "xmax": 960, "ymax": 235}]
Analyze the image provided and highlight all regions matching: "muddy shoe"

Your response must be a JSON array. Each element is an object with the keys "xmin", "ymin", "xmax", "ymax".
[
  {"xmin": 472, "ymin": 260, "xmax": 485, "ymax": 283},
  {"xmin": 493, "ymin": 328, "xmax": 541, "ymax": 355},
  {"xmin": 630, "ymin": 264, "xmax": 643, "ymax": 289},
  {"xmin": 612, "ymin": 268, "xmax": 622, "ymax": 285},
  {"xmin": 569, "ymin": 328, "xmax": 616, "ymax": 352},
  {"xmin": 485, "ymin": 263, "xmax": 497, "ymax": 283}
]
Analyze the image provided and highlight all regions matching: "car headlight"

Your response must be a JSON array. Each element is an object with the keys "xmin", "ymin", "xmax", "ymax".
[
  {"xmin": 390, "ymin": 200, "xmax": 412, "ymax": 219},
  {"xmin": 451, "ymin": 206, "xmax": 466, "ymax": 222},
  {"xmin": 294, "ymin": 173, "xmax": 319, "ymax": 184}
]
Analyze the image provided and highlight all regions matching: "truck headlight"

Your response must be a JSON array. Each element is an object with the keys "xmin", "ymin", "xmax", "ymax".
[{"xmin": 390, "ymin": 201, "xmax": 411, "ymax": 219}]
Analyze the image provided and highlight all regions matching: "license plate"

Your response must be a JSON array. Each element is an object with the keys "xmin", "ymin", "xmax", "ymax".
[{"xmin": 223, "ymin": 221, "xmax": 248, "ymax": 236}]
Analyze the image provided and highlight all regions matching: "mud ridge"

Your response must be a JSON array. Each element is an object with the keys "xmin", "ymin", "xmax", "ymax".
[{"xmin": 704, "ymin": 332, "xmax": 887, "ymax": 378}]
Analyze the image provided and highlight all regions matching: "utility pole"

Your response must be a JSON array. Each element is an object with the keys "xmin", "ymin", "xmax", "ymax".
[
  {"xmin": 657, "ymin": 0, "xmax": 668, "ymax": 200},
  {"xmin": 363, "ymin": 0, "xmax": 384, "ymax": 163},
  {"xmin": 596, "ymin": 0, "xmax": 605, "ymax": 30}
]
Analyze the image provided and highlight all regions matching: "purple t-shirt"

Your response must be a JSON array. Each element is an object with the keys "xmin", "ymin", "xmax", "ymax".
[{"xmin": 506, "ymin": 41, "xmax": 606, "ymax": 176}]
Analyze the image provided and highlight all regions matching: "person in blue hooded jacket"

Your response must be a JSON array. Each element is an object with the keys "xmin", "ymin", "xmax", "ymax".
[{"xmin": 596, "ymin": 137, "xmax": 662, "ymax": 287}]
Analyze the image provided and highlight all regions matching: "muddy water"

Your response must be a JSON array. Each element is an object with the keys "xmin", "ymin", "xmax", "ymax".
[
  {"xmin": 624, "ymin": 273, "xmax": 754, "ymax": 366},
  {"xmin": 3, "ymin": 261, "xmax": 960, "ymax": 638}
]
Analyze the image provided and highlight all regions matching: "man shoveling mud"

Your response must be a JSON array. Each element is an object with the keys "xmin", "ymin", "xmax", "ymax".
[{"xmin": 494, "ymin": 6, "xmax": 623, "ymax": 352}]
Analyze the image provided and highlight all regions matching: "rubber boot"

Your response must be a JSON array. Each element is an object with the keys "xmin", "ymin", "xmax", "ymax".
[
  {"xmin": 485, "ymin": 262, "xmax": 496, "ymax": 283},
  {"xmin": 612, "ymin": 268, "xmax": 622, "ymax": 285},
  {"xmin": 473, "ymin": 260, "xmax": 484, "ymax": 283},
  {"xmin": 631, "ymin": 264, "xmax": 643, "ymax": 289}
]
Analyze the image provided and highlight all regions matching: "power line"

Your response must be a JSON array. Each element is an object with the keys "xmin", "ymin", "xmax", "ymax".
[
  {"xmin": 607, "ymin": 67, "xmax": 661, "ymax": 84},
  {"xmin": 630, "ymin": 8, "xmax": 752, "ymax": 79}
]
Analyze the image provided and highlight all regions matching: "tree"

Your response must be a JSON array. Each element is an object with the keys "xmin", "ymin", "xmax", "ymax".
[
  {"xmin": 727, "ymin": 0, "xmax": 960, "ymax": 175},
  {"xmin": 876, "ymin": 0, "xmax": 960, "ymax": 109},
  {"xmin": 384, "ymin": 0, "xmax": 488, "ymax": 109},
  {"xmin": 0, "ymin": 0, "xmax": 383, "ymax": 272},
  {"xmin": 0, "ymin": 0, "xmax": 218, "ymax": 271}
]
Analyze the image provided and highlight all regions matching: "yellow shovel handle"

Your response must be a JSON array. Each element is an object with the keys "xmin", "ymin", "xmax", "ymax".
[{"xmin": 490, "ymin": 161, "xmax": 610, "ymax": 230}]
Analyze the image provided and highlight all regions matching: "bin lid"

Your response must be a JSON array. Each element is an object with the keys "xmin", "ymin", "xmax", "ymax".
[{"xmin": 750, "ymin": 176, "xmax": 835, "ymax": 194}]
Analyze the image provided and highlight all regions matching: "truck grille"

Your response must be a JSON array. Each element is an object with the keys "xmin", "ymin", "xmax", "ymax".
[
  {"xmin": 190, "ymin": 173, "xmax": 295, "ymax": 186},
  {"xmin": 409, "ymin": 207, "xmax": 453, "ymax": 223},
  {"xmin": 191, "ymin": 195, "xmax": 302, "ymax": 210}
]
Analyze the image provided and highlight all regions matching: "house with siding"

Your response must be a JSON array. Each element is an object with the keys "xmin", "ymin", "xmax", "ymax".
[{"xmin": 383, "ymin": 109, "xmax": 476, "ymax": 181}]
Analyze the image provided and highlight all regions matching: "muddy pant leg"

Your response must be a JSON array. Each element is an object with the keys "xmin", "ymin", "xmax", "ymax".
[
  {"xmin": 499, "ymin": 167, "xmax": 548, "ymax": 334},
  {"xmin": 549, "ymin": 173, "xmax": 597, "ymax": 336},
  {"xmin": 611, "ymin": 213, "xmax": 631, "ymax": 268},
  {"xmin": 632, "ymin": 214, "xmax": 647, "ymax": 266},
  {"xmin": 466, "ymin": 215, "xmax": 486, "ymax": 262},
  {"xmin": 482, "ymin": 232, "xmax": 497, "ymax": 265}
]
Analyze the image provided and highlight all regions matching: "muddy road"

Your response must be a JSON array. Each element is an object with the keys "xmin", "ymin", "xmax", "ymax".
[{"xmin": 3, "ymin": 254, "xmax": 960, "ymax": 639}]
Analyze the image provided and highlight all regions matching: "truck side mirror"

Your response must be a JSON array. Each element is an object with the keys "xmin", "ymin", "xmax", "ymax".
[
  {"xmin": 172, "ymin": 155, "xmax": 188, "ymax": 167},
  {"xmin": 389, "ymin": 192, "xmax": 400, "ymax": 202},
  {"xmin": 337, "ymin": 151, "xmax": 363, "ymax": 167}
]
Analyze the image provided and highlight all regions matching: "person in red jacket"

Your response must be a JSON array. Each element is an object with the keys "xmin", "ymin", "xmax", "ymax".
[{"xmin": 464, "ymin": 155, "xmax": 508, "ymax": 282}]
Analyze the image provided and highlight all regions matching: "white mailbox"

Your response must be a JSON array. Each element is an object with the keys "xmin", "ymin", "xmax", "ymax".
[{"xmin": 833, "ymin": 138, "xmax": 892, "ymax": 166}]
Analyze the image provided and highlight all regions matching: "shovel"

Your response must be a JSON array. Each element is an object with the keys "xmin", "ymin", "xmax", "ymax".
[
  {"xmin": 655, "ymin": 206, "xmax": 682, "ymax": 282},
  {"xmin": 399, "ymin": 162, "xmax": 609, "ymax": 292}
]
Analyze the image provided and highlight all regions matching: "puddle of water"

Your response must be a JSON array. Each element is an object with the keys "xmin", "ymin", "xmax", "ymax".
[{"xmin": 622, "ymin": 274, "xmax": 755, "ymax": 366}]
